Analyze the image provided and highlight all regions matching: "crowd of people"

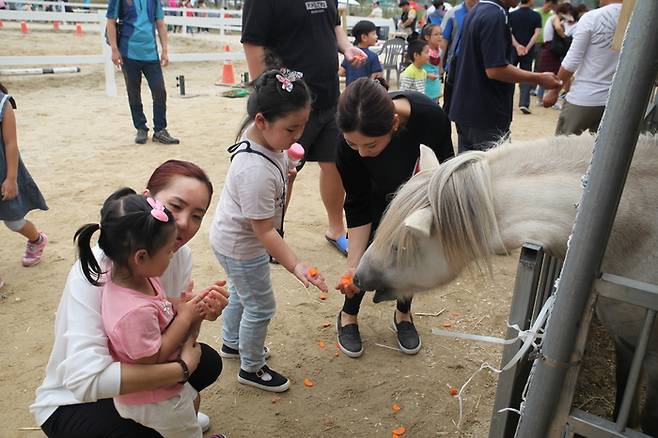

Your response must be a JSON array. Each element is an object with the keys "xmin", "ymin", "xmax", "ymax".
[{"xmin": 0, "ymin": 0, "xmax": 627, "ymax": 436}]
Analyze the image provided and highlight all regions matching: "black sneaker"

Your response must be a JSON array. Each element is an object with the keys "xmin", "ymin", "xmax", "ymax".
[
  {"xmin": 135, "ymin": 129, "xmax": 148, "ymax": 144},
  {"xmin": 336, "ymin": 312, "xmax": 363, "ymax": 358},
  {"xmin": 219, "ymin": 344, "xmax": 271, "ymax": 360},
  {"xmin": 152, "ymin": 129, "xmax": 180, "ymax": 144},
  {"xmin": 238, "ymin": 364, "xmax": 290, "ymax": 392},
  {"xmin": 392, "ymin": 312, "xmax": 421, "ymax": 355},
  {"xmin": 520, "ymin": 106, "xmax": 532, "ymax": 115}
]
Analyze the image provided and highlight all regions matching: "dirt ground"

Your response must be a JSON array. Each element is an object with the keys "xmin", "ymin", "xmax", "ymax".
[{"xmin": 0, "ymin": 24, "xmax": 614, "ymax": 438}]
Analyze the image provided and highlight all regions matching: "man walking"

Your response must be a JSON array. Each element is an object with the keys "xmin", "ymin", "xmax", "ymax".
[
  {"xmin": 509, "ymin": 0, "xmax": 542, "ymax": 114},
  {"xmin": 448, "ymin": 0, "xmax": 561, "ymax": 152},
  {"xmin": 107, "ymin": 0, "xmax": 180, "ymax": 145},
  {"xmin": 544, "ymin": 0, "xmax": 623, "ymax": 136}
]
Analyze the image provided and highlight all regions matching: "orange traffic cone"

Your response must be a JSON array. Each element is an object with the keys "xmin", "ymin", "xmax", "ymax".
[
  {"xmin": 21, "ymin": 20, "xmax": 28, "ymax": 33},
  {"xmin": 75, "ymin": 23, "xmax": 83, "ymax": 36},
  {"xmin": 220, "ymin": 44, "xmax": 235, "ymax": 85},
  {"xmin": 53, "ymin": 20, "xmax": 60, "ymax": 31}
]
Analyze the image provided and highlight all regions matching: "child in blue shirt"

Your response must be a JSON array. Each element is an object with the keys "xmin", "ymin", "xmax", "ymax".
[{"xmin": 339, "ymin": 20, "xmax": 383, "ymax": 85}]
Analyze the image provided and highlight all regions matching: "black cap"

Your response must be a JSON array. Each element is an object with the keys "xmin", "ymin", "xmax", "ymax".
[{"xmin": 399, "ymin": 0, "xmax": 409, "ymax": 6}]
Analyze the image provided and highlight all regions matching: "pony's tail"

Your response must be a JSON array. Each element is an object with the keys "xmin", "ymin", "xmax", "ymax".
[{"xmin": 74, "ymin": 223, "xmax": 103, "ymax": 287}]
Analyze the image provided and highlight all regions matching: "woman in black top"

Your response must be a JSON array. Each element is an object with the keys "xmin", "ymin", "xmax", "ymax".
[{"xmin": 335, "ymin": 77, "xmax": 453, "ymax": 358}]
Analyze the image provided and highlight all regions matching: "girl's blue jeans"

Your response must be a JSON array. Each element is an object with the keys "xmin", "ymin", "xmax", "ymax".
[{"xmin": 214, "ymin": 251, "xmax": 275, "ymax": 372}]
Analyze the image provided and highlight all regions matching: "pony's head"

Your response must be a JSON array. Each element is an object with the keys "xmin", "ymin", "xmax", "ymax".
[{"xmin": 354, "ymin": 146, "xmax": 506, "ymax": 297}]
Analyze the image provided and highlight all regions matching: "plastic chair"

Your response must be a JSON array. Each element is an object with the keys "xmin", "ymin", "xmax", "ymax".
[{"xmin": 379, "ymin": 38, "xmax": 407, "ymax": 84}]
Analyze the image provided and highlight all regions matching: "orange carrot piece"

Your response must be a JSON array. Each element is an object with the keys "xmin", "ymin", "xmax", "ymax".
[
  {"xmin": 319, "ymin": 294, "xmax": 327, "ymax": 301},
  {"xmin": 303, "ymin": 378, "xmax": 314, "ymax": 387},
  {"xmin": 318, "ymin": 341, "xmax": 326, "ymax": 348},
  {"xmin": 334, "ymin": 352, "xmax": 340, "ymax": 357},
  {"xmin": 392, "ymin": 426, "xmax": 406, "ymax": 435},
  {"xmin": 392, "ymin": 403, "xmax": 401, "ymax": 413},
  {"xmin": 442, "ymin": 321, "xmax": 452, "ymax": 328},
  {"xmin": 450, "ymin": 387, "xmax": 458, "ymax": 396},
  {"xmin": 340, "ymin": 274, "xmax": 353, "ymax": 288},
  {"xmin": 322, "ymin": 322, "xmax": 331, "ymax": 328},
  {"xmin": 307, "ymin": 267, "xmax": 319, "ymax": 277}
]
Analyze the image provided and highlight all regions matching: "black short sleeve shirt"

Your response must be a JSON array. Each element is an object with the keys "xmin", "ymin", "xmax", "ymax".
[
  {"xmin": 448, "ymin": 0, "xmax": 515, "ymax": 129},
  {"xmin": 337, "ymin": 91, "xmax": 454, "ymax": 230},
  {"xmin": 509, "ymin": 7, "xmax": 542, "ymax": 46},
  {"xmin": 241, "ymin": 0, "xmax": 341, "ymax": 110}
]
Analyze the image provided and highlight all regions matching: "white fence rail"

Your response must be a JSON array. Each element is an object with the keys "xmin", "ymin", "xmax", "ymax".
[{"xmin": 0, "ymin": 9, "xmax": 245, "ymax": 96}]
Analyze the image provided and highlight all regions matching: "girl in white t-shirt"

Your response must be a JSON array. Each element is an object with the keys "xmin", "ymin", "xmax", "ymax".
[{"xmin": 210, "ymin": 69, "xmax": 328, "ymax": 392}]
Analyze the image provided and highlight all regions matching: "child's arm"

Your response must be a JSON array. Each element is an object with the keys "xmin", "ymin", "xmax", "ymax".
[
  {"xmin": 1, "ymin": 104, "xmax": 19, "ymax": 201},
  {"xmin": 338, "ymin": 66, "xmax": 346, "ymax": 77},
  {"xmin": 132, "ymin": 296, "xmax": 203, "ymax": 365},
  {"xmin": 251, "ymin": 218, "xmax": 328, "ymax": 292}
]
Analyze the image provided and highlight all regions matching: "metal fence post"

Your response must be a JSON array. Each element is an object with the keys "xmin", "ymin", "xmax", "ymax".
[{"xmin": 515, "ymin": 1, "xmax": 658, "ymax": 436}]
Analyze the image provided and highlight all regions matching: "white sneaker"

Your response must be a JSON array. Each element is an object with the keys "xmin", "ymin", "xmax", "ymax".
[{"xmin": 198, "ymin": 411, "xmax": 211, "ymax": 433}]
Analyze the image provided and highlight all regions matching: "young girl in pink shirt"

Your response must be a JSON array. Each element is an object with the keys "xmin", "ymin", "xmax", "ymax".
[{"xmin": 75, "ymin": 188, "xmax": 207, "ymax": 437}]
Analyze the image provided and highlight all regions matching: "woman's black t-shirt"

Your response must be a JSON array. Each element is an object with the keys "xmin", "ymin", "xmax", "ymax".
[{"xmin": 337, "ymin": 91, "xmax": 453, "ymax": 230}]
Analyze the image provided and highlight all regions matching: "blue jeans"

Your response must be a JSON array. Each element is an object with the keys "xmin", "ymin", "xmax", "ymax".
[
  {"xmin": 121, "ymin": 57, "xmax": 167, "ymax": 132},
  {"xmin": 513, "ymin": 47, "xmax": 536, "ymax": 108},
  {"xmin": 214, "ymin": 252, "xmax": 275, "ymax": 373}
]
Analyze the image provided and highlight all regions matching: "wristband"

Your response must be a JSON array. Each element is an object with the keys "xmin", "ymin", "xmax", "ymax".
[{"xmin": 174, "ymin": 358, "xmax": 190, "ymax": 384}]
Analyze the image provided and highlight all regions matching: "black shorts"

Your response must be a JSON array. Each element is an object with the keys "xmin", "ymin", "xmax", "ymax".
[{"xmin": 297, "ymin": 105, "xmax": 339, "ymax": 166}]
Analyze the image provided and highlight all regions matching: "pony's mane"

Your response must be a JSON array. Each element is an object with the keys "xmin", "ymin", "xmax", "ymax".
[
  {"xmin": 372, "ymin": 134, "xmax": 658, "ymax": 274},
  {"xmin": 372, "ymin": 150, "xmax": 505, "ymax": 275}
]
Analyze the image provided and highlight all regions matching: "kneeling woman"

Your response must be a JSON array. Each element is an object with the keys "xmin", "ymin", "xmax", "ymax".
[
  {"xmin": 31, "ymin": 160, "xmax": 229, "ymax": 437},
  {"xmin": 335, "ymin": 77, "xmax": 453, "ymax": 358}
]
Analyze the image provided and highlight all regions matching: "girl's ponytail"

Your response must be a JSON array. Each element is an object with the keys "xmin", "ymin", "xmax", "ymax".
[{"xmin": 74, "ymin": 223, "xmax": 103, "ymax": 287}]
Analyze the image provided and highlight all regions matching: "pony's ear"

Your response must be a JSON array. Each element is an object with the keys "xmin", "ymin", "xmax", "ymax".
[
  {"xmin": 419, "ymin": 144, "xmax": 440, "ymax": 172},
  {"xmin": 404, "ymin": 207, "xmax": 433, "ymax": 237}
]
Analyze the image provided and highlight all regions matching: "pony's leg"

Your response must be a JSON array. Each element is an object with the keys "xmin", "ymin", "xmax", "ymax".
[
  {"xmin": 640, "ymin": 354, "xmax": 658, "ymax": 435},
  {"xmin": 613, "ymin": 338, "xmax": 641, "ymax": 429}
]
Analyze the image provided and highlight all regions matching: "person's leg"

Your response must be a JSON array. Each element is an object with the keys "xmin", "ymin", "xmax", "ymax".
[
  {"xmin": 337, "ymin": 291, "xmax": 366, "ymax": 357},
  {"xmin": 519, "ymin": 52, "xmax": 534, "ymax": 110},
  {"xmin": 5, "ymin": 218, "xmax": 48, "ymax": 267},
  {"xmin": 463, "ymin": 125, "xmax": 510, "ymax": 152},
  {"xmin": 456, "ymin": 123, "xmax": 474, "ymax": 153},
  {"xmin": 41, "ymin": 399, "xmax": 162, "ymax": 438},
  {"xmin": 555, "ymin": 101, "xmax": 596, "ymax": 136},
  {"xmin": 142, "ymin": 61, "xmax": 167, "ymax": 133},
  {"xmin": 586, "ymin": 105, "xmax": 606, "ymax": 134},
  {"xmin": 187, "ymin": 343, "xmax": 222, "ymax": 392},
  {"xmin": 214, "ymin": 255, "xmax": 244, "ymax": 352},
  {"xmin": 393, "ymin": 295, "xmax": 420, "ymax": 354},
  {"xmin": 121, "ymin": 58, "xmax": 149, "ymax": 132},
  {"xmin": 298, "ymin": 107, "xmax": 347, "ymax": 243}
]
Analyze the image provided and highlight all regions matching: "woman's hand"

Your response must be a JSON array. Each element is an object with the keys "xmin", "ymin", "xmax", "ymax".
[
  {"xmin": 180, "ymin": 338, "xmax": 201, "ymax": 374},
  {"xmin": 1, "ymin": 178, "xmax": 18, "ymax": 201},
  {"xmin": 335, "ymin": 268, "xmax": 360, "ymax": 299},
  {"xmin": 293, "ymin": 262, "xmax": 328, "ymax": 292}
]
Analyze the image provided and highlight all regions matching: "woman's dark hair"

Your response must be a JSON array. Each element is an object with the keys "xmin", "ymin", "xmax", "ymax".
[
  {"xmin": 74, "ymin": 188, "xmax": 176, "ymax": 286},
  {"xmin": 147, "ymin": 159, "xmax": 213, "ymax": 208},
  {"xmin": 236, "ymin": 69, "xmax": 312, "ymax": 141},
  {"xmin": 337, "ymin": 77, "xmax": 394, "ymax": 137},
  {"xmin": 0, "ymin": 83, "xmax": 7, "ymax": 94}
]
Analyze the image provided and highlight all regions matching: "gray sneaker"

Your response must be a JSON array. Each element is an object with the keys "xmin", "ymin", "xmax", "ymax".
[
  {"xmin": 153, "ymin": 129, "xmax": 180, "ymax": 144},
  {"xmin": 336, "ymin": 312, "xmax": 363, "ymax": 358},
  {"xmin": 135, "ymin": 129, "xmax": 148, "ymax": 144}
]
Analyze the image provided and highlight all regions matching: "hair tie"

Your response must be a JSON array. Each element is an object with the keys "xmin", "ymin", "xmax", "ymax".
[
  {"xmin": 147, "ymin": 197, "xmax": 169, "ymax": 222},
  {"xmin": 276, "ymin": 68, "xmax": 303, "ymax": 92}
]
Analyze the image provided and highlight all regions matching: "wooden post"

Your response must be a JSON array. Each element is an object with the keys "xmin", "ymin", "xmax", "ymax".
[
  {"xmin": 338, "ymin": 5, "xmax": 347, "ymax": 33},
  {"xmin": 612, "ymin": 0, "xmax": 635, "ymax": 52}
]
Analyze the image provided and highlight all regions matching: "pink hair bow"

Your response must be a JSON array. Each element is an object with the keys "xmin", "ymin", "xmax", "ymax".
[
  {"xmin": 147, "ymin": 197, "xmax": 169, "ymax": 222},
  {"xmin": 276, "ymin": 68, "xmax": 304, "ymax": 92}
]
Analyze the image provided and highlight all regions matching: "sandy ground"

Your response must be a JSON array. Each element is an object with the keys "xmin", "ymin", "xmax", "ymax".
[{"xmin": 0, "ymin": 23, "xmax": 613, "ymax": 438}]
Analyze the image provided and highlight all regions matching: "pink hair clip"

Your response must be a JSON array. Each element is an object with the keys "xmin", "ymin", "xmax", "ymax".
[
  {"xmin": 276, "ymin": 68, "xmax": 304, "ymax": 92},
  {"xmin": 147, "ymin": 197, "xmax": 169, "ymax": 222}
]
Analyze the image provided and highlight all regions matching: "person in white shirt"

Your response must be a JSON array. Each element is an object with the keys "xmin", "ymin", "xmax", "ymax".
[
  {"xmin": 31, "ymin": 160, "xmax": 229, "ymax": 437},
  {"xmin": 369, "ymin": 0, "xmax": 383, "ymax": 18},
  {"xmin": 543, "ymin": 0, "xmax": 623, "ymax": 135}
]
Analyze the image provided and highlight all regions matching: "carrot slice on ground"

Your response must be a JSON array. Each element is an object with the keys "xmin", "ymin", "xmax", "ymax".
[
  {"xmin": 334, "ymin": 352, "xmax": 340, "ymax": 357},
  {"xmin": 319, "ymin": 294, "xmax": 327, "ymax": 301},
  {"xmin": 307, "ymin": 267, "xmax": 319, "ymax": 277},
  {"xmin": 318, "ymin": 341, "xmax": 326, "ymax": 348},
  {"xmin": 392, "ymin": 426, "xmax": 406, "ymax": 435},
  {"xmin": 322, "ymin": 322, "xmax": 331, "ymax": 328},
  {"xmin": 392, "ymin": 403, "xmax": 401, "ymax": 413},
  {"xmin": 442, "ymin": 321, "xmax": 452, "ymax": 328},
  {"xmin": 303, "ymin": 378, "xmax": 314, "ymax": 387},
  {"xmin": 450, "ymin": 387, "xmax": 458, "ymax": 396}
]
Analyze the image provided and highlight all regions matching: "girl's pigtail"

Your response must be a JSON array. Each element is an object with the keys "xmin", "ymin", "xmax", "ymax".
[{"xmin": 74, "ymin": 223, "xmax": 104, "ymax": 286}]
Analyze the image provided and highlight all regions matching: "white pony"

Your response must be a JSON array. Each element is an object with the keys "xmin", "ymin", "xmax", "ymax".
[{"xmin": 354, "ymin": 135, "xmax": 658, "ymax": 434}]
